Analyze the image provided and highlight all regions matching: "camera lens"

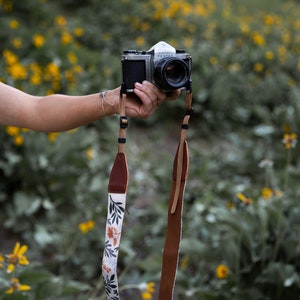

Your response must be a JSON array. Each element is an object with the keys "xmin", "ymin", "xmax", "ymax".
[{"xmin": 154, "ymin": 58, "xmax": 189, "ymax": 90}]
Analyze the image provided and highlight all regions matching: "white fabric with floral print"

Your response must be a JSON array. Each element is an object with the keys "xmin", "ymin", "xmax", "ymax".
[{"xmin": 102, "ymin": 193, "xmax": 126, "ymax": 300}]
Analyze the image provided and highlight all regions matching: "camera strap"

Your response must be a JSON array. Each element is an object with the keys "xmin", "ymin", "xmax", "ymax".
[
  {"xmin": 102, "ymin": 90, "xmax": 128, "ymax": 299},
  {"xmin": 102, "ymin": 85, "xmax": 192, "ymax": 300},
  {"xmin": 158, "ymin": 88, "xmax": 192, "ymax": 300}
]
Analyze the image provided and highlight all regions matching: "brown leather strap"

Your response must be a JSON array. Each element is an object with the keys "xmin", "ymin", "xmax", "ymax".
[
  {"xmin": 118, "ymin": 92, "xmax": 128, "ymax": 154},
  {"xmin": 108, "ymin": 92, "xmax": 129, "ymax": 194},
  {"xmin": 158, "ymin": 141, "xmax": 189, "ymax": 300},
  {"xmin": 158, "ymin": 89, "xmax": 192, "ymax": 300},
  {"xmin": 108, "ymin": 152, "xmax": 128, "ymax": 193}
]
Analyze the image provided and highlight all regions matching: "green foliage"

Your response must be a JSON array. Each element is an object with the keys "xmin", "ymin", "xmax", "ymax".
[{"xmin": 1, "ymin": 0, "xmax": 300, "ymax": 299}]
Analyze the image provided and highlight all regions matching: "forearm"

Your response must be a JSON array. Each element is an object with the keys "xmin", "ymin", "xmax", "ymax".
[
  {"xmin": 32, "ymin": 89, "xmax": 120, "ymax": 132},
  {"xmin": 0, "ymin": 81, "xmax": 120, "ymax": 132}
]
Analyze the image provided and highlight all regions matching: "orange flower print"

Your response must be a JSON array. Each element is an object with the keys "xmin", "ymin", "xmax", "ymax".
[
  {"xmin": 102, "ymin": 263, "xmax": 111, "ymax": 273},
  {"xmin": 107, "ymin": 226, "xmax": 121, "ymax": 246}
]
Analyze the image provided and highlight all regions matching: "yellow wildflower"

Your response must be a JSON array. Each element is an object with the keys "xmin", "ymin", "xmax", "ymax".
[
  {"xmin": 30, "ymin": 73, "xmax": 42, "ymax": 85},
  {"xmin": 0, "ymin": 253, "xmax": 4, "ymax": 268},
  {"xmin": 44, "ymin": 62, "xmax": 60, "ymax": 82},
  {"xmin": 294, "ymin": 20, "xmax": 300, "ymax": 30},
  {"xmin": 141, "ymin": 282, "xmax": 156, "ymax": 300},
  {"xmin": 6, "ymin": 277, "xmax": 31, "ymax": 294},
  {"xmin": 180, "ymin": 255, "xmax": 190, "ymax": 270},
  {"xmin": 8, "ymin": 63, "xmax": 28, "ymax": 80},
  {"xmin": 136, "ymin": 36, "xmax": 145, "ymax": 47},
  {"xmin": 184, "ymin": 37, "xmax": 193, "ymax": 48},
  {"xmin": 103, "ymin": 67, "xmax": 111, "ymax": 77},
  {"xmin": 278, "ymin": 46, "xmax": 287, "ymax": 56},
  {"xmin": 73, "ymin": 65, "xmax": 83, "ymax": 74},
  {"xmin": 252, "ymin": 32, "xmax": 265, "ymax": 46},
  {"xmin": 282, "ymin": 31, "xmax": 291, "ymax": 44},
  {"xmin": 265, "ymin": 51, "xmax": 274, "ymax": 60},
  {"xmin": 3, "ymin": 49, "xmax": 18, "ymax": 65},
  {"xmin": 140, "ymin": 22, "xmax": 150, "ymax": 32},
  {"xmin": 262, "ymin": 187, "xmax": 273, "ymax": 200},
  {"xmin": 85, "ymin": 148, "xmax": 94, "ymax": 161},
  {"xmin": 55, "ymin": 15, "xmax": 67, "ymax": 27},
  {"xmin": 9, "ymin": 19, "xmax": 19, "ymax": 29},
  {"xmin": 277, "ymin": 46, "xmax": 287, "ymax": 62},
  {"xmin": 102, "ymin": 32, "xmax": 112, "ymax": 41},
  {"xmin": 46, "ymin": 62, "xmax": 60, "ymax": 76},
  {"xmin": 209, "ymin": 56, "xmax": 218, "ymax": 65},
  {"xmin": 73, "ymin": 27, "xmax": 84, "ymax": 37},
  {"xmin": 61, "ymin": 31, "xmax": 72, "ymax": 45},
  {"xmin": 216, "ymin": 264, "xmax": 229, "ymax": 279},
  {"xmin": 52, "ymin": 80, "xmax": 61, "ymax": 91},
  {"xmin": 7, "ymin": 242, "xmax": 29, "ymax": 273},
  {"xmin": 195, "ymin": 3, "xmax": 208, "ymax": 16},
  {"xmin": 14, "ymin": 135, "xmax": 24, "ymax": 146},
  {"xmin": 240, "ymin": 23, "xmax": 250, "ymax": 34},
  {"xmin": 12, "ymin": 38, "xmax": 22, "ymax": 49},
  {"xmin": 227, "ymin": 201, "xmax": 234, "ymax": 209},
  {"xmin": 237, "ymin": 193, "xmax": 252, "ymax": 205},
  {"xmin": 207, "ymin": 1, "xmax": 216, "ymax": 12},
  {"xmin": 67, "ymin": 52, "xmax": 78, "ymax": 64},
  {"xmin": 288, "ymin": 79, "xmax": 295, "ymax": 87},
  {"xmin": 282, "ymin": 133, "xmax": 297, "ymax": 149},
  {"xmin": 32, "ymin": 34, "xmax": 45, "ymax": 48},
  {"xmin": 264, "ymin": 15, "xmax": 275, "ymax": 26},
  {"xmin": 48, "ymin": 132, "xmax": 60, "ymax": 143},
  {"xmin": 6, "ymin": 126, "xmax": 20, "ymax": 136},
  {"xmin": 182, "ymin": 2, "xmax": 192, "ymax": 15},
  {"xmin": 78, "ymin": 220, "xmax": 95, "ymax": 234},
  {"xmin": 262, "ymin": 187, "xmax": 282, "ymax": 200},
  {"xmin": 3, "ymin": 1, "xmax": 12, "ymax": 12},
  {"xmin": 254, "ymin": 62, "xmax": 264, "ymax": 73},
  {"xmin": 65, "ymin": 70, "xmax": 75, "ymax": 83}
]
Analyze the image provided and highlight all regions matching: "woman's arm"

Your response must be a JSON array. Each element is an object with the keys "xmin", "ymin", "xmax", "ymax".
[{"xmin": 0, "ymin": 81, "xmax": 178, "ymax": 132}]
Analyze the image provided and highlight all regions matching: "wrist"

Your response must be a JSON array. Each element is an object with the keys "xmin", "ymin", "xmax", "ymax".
[{"xmin": 99, "ymin": 89, "xmax": 119, "ymax": 115}]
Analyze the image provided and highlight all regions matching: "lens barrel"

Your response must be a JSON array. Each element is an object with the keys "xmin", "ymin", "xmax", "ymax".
[{"xmin": 154, "ymin": 58, "xmax": 189, "ymax": 90}]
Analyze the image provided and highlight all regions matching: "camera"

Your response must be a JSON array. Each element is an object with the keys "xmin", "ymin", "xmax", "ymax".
[{"xmin": 121, "ymin": 41, "xmax": 192, "ymax": 93}]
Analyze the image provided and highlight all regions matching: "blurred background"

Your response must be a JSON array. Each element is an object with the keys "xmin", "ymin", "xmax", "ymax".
[{"xmin": 1, "ymin": 0, "xmax": 300, "ymax": 299}]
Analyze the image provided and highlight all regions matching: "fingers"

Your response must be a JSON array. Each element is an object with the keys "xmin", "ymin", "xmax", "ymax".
[
  {"xmin": 125, "ymin": 81, "xmax": 181, "ymax": 118},
  {"xmin": 134, "ymin": 81, "xmax": 165, "ymax": 107}
]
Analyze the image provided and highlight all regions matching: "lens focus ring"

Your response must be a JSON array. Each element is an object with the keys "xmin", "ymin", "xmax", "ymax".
[{"xmin": 154, "ymin": 58, "xmax": 189, "ymax": 90}]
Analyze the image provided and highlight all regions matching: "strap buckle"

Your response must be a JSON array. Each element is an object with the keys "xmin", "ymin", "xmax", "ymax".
[
  {"xmin": 120, "ymin": 116, "xmax": 128, "ymax": 128},
  {"xmin": 185, "ymin": 107, "xmax": 193, "ymax": 116}
]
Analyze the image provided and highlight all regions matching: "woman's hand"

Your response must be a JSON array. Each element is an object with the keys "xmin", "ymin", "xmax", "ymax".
[{"xmin": 125, "ymin": 81, "xmax": 181, "ymax": 118}]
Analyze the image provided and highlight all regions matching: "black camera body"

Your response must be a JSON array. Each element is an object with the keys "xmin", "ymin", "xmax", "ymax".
[{"xmin": 121, "ymin": 41, "xmax": 192, "ymax": 93}]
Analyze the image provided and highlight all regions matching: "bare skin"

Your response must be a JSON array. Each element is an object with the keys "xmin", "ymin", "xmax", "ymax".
[{"xmin": 0, "ymin": 81, "xmax": 180, "ymax": 132}]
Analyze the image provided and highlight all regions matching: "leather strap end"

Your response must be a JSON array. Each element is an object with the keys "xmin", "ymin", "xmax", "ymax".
[{"xmin": 108, "ymin": 152, "xmax": 129, "ymax": 193}]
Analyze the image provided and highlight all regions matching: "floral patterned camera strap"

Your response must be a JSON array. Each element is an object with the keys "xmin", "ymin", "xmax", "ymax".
[
  {"xmin": 158, "ymin": 88, "xmax": 192, "ymax": 300},
  {"xmin": 102, "ymin": 91, "xmax": 128, "ymax": 300}
]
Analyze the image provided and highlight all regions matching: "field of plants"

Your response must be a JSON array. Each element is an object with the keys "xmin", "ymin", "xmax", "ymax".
[{"xmin": 1, "ymin": 0, "xmax": 300, "ymax": 299}]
